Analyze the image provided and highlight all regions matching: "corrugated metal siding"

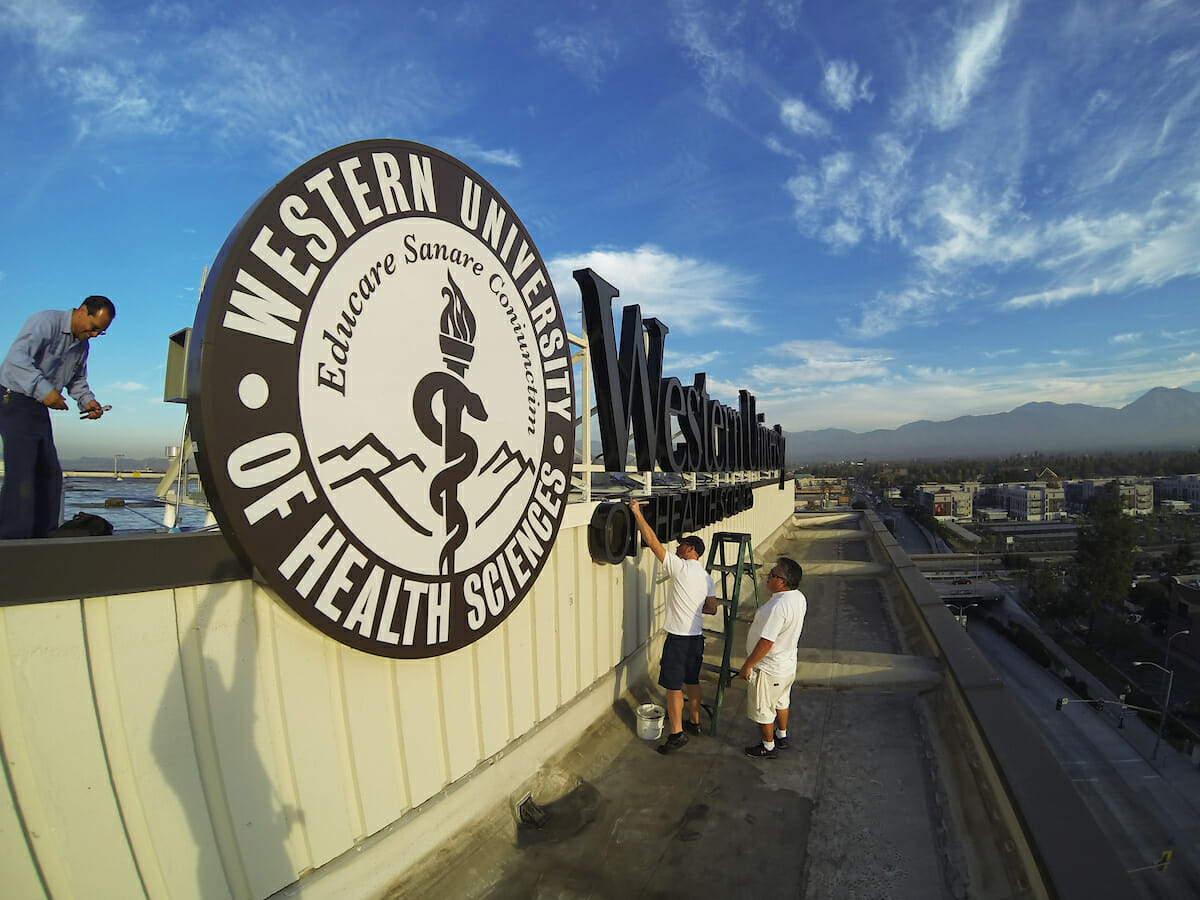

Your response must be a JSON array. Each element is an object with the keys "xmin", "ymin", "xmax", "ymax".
[{"xmin": 0, "ymin": 489, "xmax": 791, "ymax": 899}]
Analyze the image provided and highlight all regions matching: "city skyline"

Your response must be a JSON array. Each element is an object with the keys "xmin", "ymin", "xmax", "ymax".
[{"xmin": 2, "ymin": 0, "xmax": 1199, "ymax": 459}]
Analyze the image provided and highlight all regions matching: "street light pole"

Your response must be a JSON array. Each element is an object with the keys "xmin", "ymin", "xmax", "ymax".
[
  {"xmin": 947, "ymin": 602, "xmax": 978, "ymax": 630},
  {"xmin": 1134, "ymin": 660, "xmax": 1174, "ymax": 761},
  {"xmin": 1164, "ymin": 628, "xmax": 1190, "ymax": 670}
]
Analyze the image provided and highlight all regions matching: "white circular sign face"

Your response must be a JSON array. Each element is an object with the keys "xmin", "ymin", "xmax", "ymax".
[
  {"xmin": 298, "ymin": 216, "xmax": 553, "ymax": 574},
  {"xmin": 188, "ymin": 140, "xmax": 575, "ymax": 658}
]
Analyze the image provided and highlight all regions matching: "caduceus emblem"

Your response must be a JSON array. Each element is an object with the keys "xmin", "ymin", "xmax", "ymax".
[{"xmin": 412, "ymin": 270, "xmax": 488, "ymax": 575}]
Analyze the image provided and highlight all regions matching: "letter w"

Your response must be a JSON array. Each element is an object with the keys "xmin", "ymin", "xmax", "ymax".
[
  {"xmin": 222, "ymin": 269, "xmax": 301, "ymax": 344},
  {"xmin": 574, "ymin": 268, "xmax": 666, "ymax": 472}
]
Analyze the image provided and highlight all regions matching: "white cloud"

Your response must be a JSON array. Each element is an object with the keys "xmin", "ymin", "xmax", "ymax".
[
  {"xmin": 912, "ymin": 177, "xmax": 1038, "ymax": 273},
  {"xmin": 1110, "ymin": 332, "xmax": 1142, "ymax": 345},
  {"xmin": 0, "ymin": 0, "xmax": 87, "ymax": 53},
  {"xmin": 669, "ymin": 0, "xmax": 749, "ymax": 117},
  {"xmin": 779, "ymin": 96, "xmax": 830, "ymax": 137},
  {"xmin": 902, "ymin": 1, "xmax": 1014, "ymax": 131},
  {"xmin": 749, "ymin": 340, "xmax": 892, "ymax": 385},
  {"xmin": 547, "ymin": 245, "xmax": 757, "ymax": 335},
  {"xmin": 664, "ymin": 349, "xmax": 721, "ymax": 370},
  {"xmin": 821, "ymin": 219, "xmax": 863, "ymax": 251},
  {"xmin": 765, "ymin": 135, "xmax": 802, "ymax": 158},
  {"xmin": 1004, "ymin": 183, "xmax": 1200, "ymax": 309},
  {"xmin": 764, "ymin": 0, "xmax": 804, "ymax": 31},
  {"xmin": 436, "ymin": 138, "xmax": 521, "ymax": 169},
  {"xmin": 108, "ymin": 381, "xmax": 147, "ymax": 391},
  {"xmin": 849, "ymin": 283, "xmax": 949, "ymax": 339},
  {"xmin": 822, "ymin": 59, "xmax": 874, "ymax": 111},
  {"xmin": 786, "ymin": 135, "xmax": 912, "ymax": 250},
  {"xmin": 534, "ymin": 24, "xmax": 619, "ymax": 88}
]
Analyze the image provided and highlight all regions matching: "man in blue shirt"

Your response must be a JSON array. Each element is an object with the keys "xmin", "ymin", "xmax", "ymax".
[{"xmin": 0, "ymin": 296, "xmax": 115, "ymax": 538}]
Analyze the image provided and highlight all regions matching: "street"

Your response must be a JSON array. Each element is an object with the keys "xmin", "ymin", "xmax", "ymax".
[{"xmin": 969, "ymin": 619, "xmax": 1200, "ymax": 898}]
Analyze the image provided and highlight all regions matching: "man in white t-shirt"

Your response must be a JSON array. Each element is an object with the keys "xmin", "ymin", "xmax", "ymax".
[
  {"xmin": 738, "ymin": 557, "xmax": 807, "ymax": 759},
  {"xmin": 628, "ymin": 499, "xmax": 717, "ymax": 754}
]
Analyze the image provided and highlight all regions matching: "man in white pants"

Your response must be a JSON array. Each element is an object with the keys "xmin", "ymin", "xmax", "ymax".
[{"xmin": 738, "ymin": 557, "xmax": 807, "ymax": 759}]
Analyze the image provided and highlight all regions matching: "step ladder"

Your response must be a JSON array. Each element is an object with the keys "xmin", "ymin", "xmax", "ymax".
[{"xmin": 702, "ymin": 532, "xmax": 760, "ymax": 735}]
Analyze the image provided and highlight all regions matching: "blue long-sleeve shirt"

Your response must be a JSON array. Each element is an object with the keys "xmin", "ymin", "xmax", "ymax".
[{"xmin": 0, "ymin": 309, "xmax": 96, "ymax": 411}]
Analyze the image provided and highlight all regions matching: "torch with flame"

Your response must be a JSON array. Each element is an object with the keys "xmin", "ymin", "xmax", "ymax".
[{"xmin": 439, "ymin": 271, "xmax": 476, "ymax": 375}]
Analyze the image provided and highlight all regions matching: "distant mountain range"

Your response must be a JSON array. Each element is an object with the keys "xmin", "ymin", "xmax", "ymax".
[{"xmin": 784, "ymin": 387, "xmax": 1200, "ymax": 464}]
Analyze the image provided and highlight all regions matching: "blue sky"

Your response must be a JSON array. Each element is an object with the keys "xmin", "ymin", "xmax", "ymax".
[{"xmin": 2, "ymin": 0, "xmax": 1199, "ymax": 460}]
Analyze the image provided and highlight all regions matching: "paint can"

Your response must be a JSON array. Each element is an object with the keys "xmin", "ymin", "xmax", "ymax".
[{"xmin": 635, "ymin": 703, "xmax": 665, "ymax": 740}]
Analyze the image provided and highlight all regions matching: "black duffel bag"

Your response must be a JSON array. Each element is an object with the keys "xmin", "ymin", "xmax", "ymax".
[{"xmin": 48, "ymin": 512, "xmax": 114, "ymax": 538}]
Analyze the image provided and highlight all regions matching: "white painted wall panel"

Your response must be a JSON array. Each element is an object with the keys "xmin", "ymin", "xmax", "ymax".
[
  {"xmin": 502, "ymin": 598, "xmax": 536, "ymax": 739},
  {"xmin": 0, "ymin": 766, "xmax": 45, "ymax": 900},
  {"xmin": 339, "ymin": 650, "xmax": 406, "ymax": 838},
  {"xmin": 392, "ymin": 660, "xmax": 446, "ymax": 806},
  {"xmin": 530, "ymin": 576, "xmax": 559, "ymax": 720},
  {"xmin": 86, "ymin": 589, "xmax": 227, "ymax": 900},
  {"xmin": 437, "ymin": 649, "xmax": 480, "ymax": 782},
  {"xmin": 269, "ymin": 606, "xmax": 356, "ymax": 871},
  {"xmin": 0, "ymin": 600, "xmax": 145, "ymax": 899},
  {"xmin": 190, "ymin": 583, "xmax": 301, "ymax": 898},
  {"xmin": 473, "ymin": 630, "xmax": 512, "ymax": 759},
  {"xmin": 0, "ymin": 486, "xmax": 794, "ymax": 900}
]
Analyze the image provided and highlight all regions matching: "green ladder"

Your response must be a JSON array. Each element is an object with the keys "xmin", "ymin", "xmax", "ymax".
[{"xmin": 702, "ymin": 531, "xmax": 760, "ymax": 735}]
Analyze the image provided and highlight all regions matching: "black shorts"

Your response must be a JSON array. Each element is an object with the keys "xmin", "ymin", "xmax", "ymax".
[{"xmin": 658, "ymin": 634, "xmax": 704, "ymax": 690}]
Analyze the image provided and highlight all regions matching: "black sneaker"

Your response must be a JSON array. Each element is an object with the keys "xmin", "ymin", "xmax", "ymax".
[
  {"xmin": 744, "ymin": 743, "xmax": 777, "ymax": 759},
  {"xmin": 683, "ymin": 720, "xmax": 703, "ymax": 735},
  {"xmin": 775, "ymin": 733, "xmax": 789, "ymax": 749},
  {"xmin": 657, "ymin": 731, "xmax": 689, "ymax": 754}
]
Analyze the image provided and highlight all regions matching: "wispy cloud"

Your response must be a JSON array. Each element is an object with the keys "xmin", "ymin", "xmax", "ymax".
[
  {"xmin": 2, "ymin": 2, "xmax": 452, "ymax": 162},
  {"xmin": 665, "ymin": 349, "xmax": 721, "ymax": 370},
  {"xmin": 764, "ymin": 0, "xmax": 804, "ymax": 31},
  {"xmin": 1003, "ymin": 183, "xmax": 1200, "ymax": 309},
  {"xmin": 668, "ymin": 0, "xmax": 749, "ymax": 117},
  {"xmin": 436, "ymin": 138, "xmax": 521, "ymax": 169},
  {"xmin": 785, "ymin": 134, "xmax": 912, "ymax": 251},
  {"xmin": 779, "ymin": 97, "xmax": 830, "ymax": 137},
  {"xmin": 749, "ymin": 340, "xmax": 892, "ymax": 385},
  {"xmin": 902, "ymin": 1, "xmax": 1015, "ymax": 131},
  {"xmin": 848, "ymin": 283, "xmax": 951, "ymax": 340},
  {"xmin": 822, "ymin": 59, "xmax": 873, "ymax": 112},
  {"xmin": 0, "ymin": 0, "xmax": 87, "ymax": 53},
  {"xmin": 1110, "ymin": 332, "xmax": 1142, "ymax": 345},
  {"xmin": 534, "ymin": 24, "xmax": 620, "ymax": 88},
  {"xmin": 547, "ymin": 244, "xmax": 757, "ymax": 335}
]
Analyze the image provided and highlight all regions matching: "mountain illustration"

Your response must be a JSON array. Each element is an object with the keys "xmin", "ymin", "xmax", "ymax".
[
  {"xmin": 316, "ymin": 434, "xmax": 431, "ymax": 535},
  {"xmin": 475, "ymin": 441, "xmax": 535, "ymax": 526}
]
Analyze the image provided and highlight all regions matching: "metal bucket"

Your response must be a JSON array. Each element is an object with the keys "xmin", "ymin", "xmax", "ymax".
[{"xmin": 635, "ymin": 703, "xmax": 665, "ymax": 740}]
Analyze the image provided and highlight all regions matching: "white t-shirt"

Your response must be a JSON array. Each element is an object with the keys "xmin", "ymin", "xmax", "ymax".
[
  {"xmin": 746, "ymin": 589, "xmax": 807, "ymax": 677},
  {"xmin": 661, "ymin": 552, "xmax": 715, "ymax": 636}
]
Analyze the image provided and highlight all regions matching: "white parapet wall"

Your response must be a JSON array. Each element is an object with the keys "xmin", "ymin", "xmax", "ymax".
[{"xmin": 0, "ymin": 484, "xmax": 793, "ymax": 900}]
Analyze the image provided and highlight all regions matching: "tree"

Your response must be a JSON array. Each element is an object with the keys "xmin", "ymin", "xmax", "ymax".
[
  {"xmin": 1025, "ymin": 563, "xmax": 1067, "ymax": 618},
  {"xmin": 1074, "ymin": 482, "xmax": 1135, "ymax": 644}
]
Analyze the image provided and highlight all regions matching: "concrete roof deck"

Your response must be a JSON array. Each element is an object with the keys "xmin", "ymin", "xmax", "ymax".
[{"xmin": 390, "ymin": 513, "xmax": 1097, "ymax": 899}]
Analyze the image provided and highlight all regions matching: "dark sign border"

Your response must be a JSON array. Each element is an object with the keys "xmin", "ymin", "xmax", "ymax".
[{"xmin": 188, "ymin": 140, "xmax": 575, "ymax": 658}]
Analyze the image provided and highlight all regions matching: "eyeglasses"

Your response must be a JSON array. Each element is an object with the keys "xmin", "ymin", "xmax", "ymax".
[{"xmin": 767, "ymin": 570, "xmax": 783, "ymax": 581}]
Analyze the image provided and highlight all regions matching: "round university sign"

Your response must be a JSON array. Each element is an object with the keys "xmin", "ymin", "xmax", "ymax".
[{"xmin": 188, "ymin": 140, "xmax": 575, "ymax": 658}]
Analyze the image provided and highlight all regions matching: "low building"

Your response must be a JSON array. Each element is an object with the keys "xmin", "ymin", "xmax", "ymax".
[
  {"xmin": 915, "ymin": 483, "xmax": 976, "ymax": 521},
  {"xmin": 991, "ymin": 482, "xmax": 1066, "ymax": 522},
  {"xmin": 1064, "ymin": 478, "xmax": 1153, "ymax": 516},
  {"xmin": 1155, "ymin": 474, "xmax": 1200, "ymax": 509}
]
